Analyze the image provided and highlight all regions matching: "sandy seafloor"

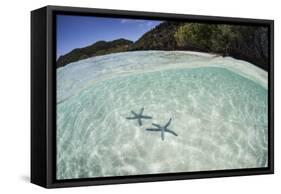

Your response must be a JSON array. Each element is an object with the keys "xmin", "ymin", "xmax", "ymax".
[{"xmin": 56, "ymin": 51, "xmax": 268, "ymax": 180}]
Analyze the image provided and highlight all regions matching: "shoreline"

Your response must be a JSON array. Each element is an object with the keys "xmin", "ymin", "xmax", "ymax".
[{"xmin": 57, "ymin": 51, "xmax": 268, "ymax": 104}]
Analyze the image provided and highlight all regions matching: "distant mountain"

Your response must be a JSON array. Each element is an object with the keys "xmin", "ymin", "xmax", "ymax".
[
  {"xmin": 57, "ymin": 22, "xmax": 269, "ymax": 71},
  {"xmin": 129, "ymin": 21, "xmax": 181, "ymax": 50},
  {"xmin": 57, "ymin": 38, "xmax": 133, "ymax": 68}
]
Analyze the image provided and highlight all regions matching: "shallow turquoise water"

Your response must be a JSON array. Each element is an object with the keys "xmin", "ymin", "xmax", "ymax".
[{"xmin": 57, "ymin": 51, "xmax": 268, "ymax": 180}]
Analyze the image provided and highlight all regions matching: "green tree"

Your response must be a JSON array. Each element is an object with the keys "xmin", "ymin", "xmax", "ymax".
[{"xmin": 174, "ymin": 23, "xmax": 216, "ymax": 51}]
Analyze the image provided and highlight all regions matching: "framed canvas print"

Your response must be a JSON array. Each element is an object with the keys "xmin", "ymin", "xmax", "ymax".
[{"xmin": 31, "ymin": 5, "xmax": 274, "ymax": 188}]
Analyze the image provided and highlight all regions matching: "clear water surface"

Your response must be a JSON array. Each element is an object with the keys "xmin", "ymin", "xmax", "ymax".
[{"xmin": 56, "ymin": 51, "xmax": 268, "ymax": 180}]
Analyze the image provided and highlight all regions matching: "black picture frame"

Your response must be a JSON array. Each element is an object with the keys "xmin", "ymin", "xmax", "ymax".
[{"xmin": 31, "ymin": 5, "xmax": 274, "ymax": 188}]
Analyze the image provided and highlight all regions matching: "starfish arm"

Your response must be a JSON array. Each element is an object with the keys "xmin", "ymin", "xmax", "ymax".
[
  {"xmin": 146, "ymin": 128, "xmax": 161, "ymax": 131},
  {"xmin": 161, "ymin": 130, "xmax": 165, "ymax": 140},
  {"xmin": 165, "ymin": 129, "xmax": 178, "ymax": 136},
  {"xmin": 138, "ymin": 118, "xmax": 142, "ymax": 126},
  {"xmin": 165, "ymin": 118, "xmax": 172, "ymax": 128},
  {"xmin": 140, "ymin": 107, "xmax": 144, "ymax": 115},
  {"xmin": 141, "ymin": 115, "xmax": 152, "ymax": 119},
  {"xmin": 152, "ymin": 123, "xmax": 161, "ymax": 128},
  {"xmin": 126, "ymin": 116, "xmax": 136, "ymax": 119},
  {"xmin": 131, "ymin": 111, "xmax": 137, "ymax": 116}
]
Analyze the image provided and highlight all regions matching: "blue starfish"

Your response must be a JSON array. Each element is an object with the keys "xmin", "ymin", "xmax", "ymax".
[
  {"xmin": 146, "ymin": 118, "xmax": 178, "ymax": 140},
  {"xmin": 126, "ymin": 108, "xmax": 152, "ymax": 126}
]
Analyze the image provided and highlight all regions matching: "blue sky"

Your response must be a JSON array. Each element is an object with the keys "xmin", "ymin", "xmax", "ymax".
[{"xmin": 56, "ymin": 15, "xmax": 162, "ymax": 57}]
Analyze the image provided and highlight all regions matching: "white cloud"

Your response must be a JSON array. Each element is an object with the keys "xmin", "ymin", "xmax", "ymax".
[
  {"xmin": 120, "ymin": 19, "xmax": 147, "ymax": 24},
  {"xmin": 120, "ymin": 19, "xmax": 131, "ymax": 23}
]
